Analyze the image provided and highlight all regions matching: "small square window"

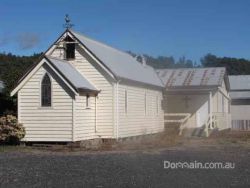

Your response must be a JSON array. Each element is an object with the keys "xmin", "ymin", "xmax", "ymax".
[{"xmin": 86, "ymin": 95, "xmax": 91, "ymax": 109}]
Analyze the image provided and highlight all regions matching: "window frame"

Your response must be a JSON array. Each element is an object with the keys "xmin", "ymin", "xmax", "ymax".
[
  {"xmin": 86, "ymin": 95, "xmax": 91, "ymax": 109},
  {"xmin": 125, "ymin": 90, "xmax": 128, "ymax": 114},
  {"xmin": 64, "ymin": 35, "xmax": 76, "ymax": 60},
  {"xmin": 65, "ymin": 42, "xmax": 76, "ymax": 60},
  {"xmin": 40, "ymin": 73, "xmax": 52, "ymax": 108},
  {"xmin": 156, "ymin": 96, "xmax": 159, "ymax": 115}
]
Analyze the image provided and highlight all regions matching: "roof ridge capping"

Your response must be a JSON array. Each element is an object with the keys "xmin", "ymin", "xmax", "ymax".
[
  {"xmin": 69, "ymin": 29, "xmax": 134, "ymax": 58},
  {"xmin": 156, "ymin": 67, "xmax": 226, "ymax": 71}
]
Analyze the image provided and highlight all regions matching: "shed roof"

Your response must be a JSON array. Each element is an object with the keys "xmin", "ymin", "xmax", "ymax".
[
  {"xmin": 46, "ymin": 56, "xmax": 98, "ymax": 92},
  {"xmin": 230, "ymin": 91, "xmax": 250, "ymax": 99},
  {"xmin": 229, "ymin": 75, "xmax": 250, "ymax": 91},
  {"xmin": 156, "ymin": 67, "xmax": 227, "ymax": 89},
  {"xmin": 69, "ymin": 30, "xmax": 163, "ymax": 88}
]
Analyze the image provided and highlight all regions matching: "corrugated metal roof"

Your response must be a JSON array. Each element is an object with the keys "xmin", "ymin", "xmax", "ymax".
[
  {"xmin": 47, "ymin": 56, "xmax": 98, "ymax": 92},
  {"xmin": 229, "ymin": 75, "xmax": 250, "ymax": 90},
  {"xmin": 70, "ymin": 30, "xmax": 163, "ymax": 88},
  {"xmin": 230, "ymin": 91, "xmax": 250, "ymax": 99},
  {"xmin": 156, "ymin": 67, "xmax": 226, "ymax": 89}
]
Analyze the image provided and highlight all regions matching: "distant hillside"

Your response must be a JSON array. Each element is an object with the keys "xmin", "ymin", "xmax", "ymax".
[
  {"xmin": 0, "ymin": 51, "xmax": 250, "ymax": 115},
  {"xmin": 201, "ymin": 54, "xmax": 250, "ymax": 75},
  {"xmin": 0, "ymin": 52, "xmax": 42, "ymax": 95}
]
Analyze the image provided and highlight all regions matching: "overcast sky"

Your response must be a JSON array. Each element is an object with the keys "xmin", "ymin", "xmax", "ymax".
[{"xmin": 1, "ymin": 0, "xmax": 250, "ymax": 62}]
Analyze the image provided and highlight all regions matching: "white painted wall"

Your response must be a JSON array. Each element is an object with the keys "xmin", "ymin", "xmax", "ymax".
[
  {"xmin": 164, "ymin": 94, "xmax": 209, "ymax": 128},
  {"xmin": 74, "ymin": 95, "xmax": 97, "ymax": 141},
  {"xmin": 19, "ymin": 66, "xmax": 73, "ymax": 142},
  {"xmin": 117, "ymin": 83, "xmax": 164, "ymax": 138},
  {"xmin": 231, "ymin": 105, "xmax": 250, "ymax": 120},
  {"xmin": 196, "ymin": 101, "xmax": 209, "ymax": 127},
  {"xmin": 51, "ymin": 46, "xmax": 114, "ymax": 138},
  {"xmin": 213, "ymin": 91, "xmax": 230, "ymax": 113}
]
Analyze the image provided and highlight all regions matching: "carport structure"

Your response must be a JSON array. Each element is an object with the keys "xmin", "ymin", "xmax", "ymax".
[{"xmin": 156, "ymin": 67, "xmax": 231, "ymax": 136}]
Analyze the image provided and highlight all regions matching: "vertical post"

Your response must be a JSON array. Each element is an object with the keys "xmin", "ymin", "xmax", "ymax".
[
  {"xmin": 116, "ymin": 81, "xmax": 120, "ymax": 140},
  {"xmin": 18, "ymin": 92, "xmax": 21, "ymax": 123},
  {"xmin": 207, "ymin": 92, "xmax": 213, "ymax": 137},
  {"xmin": 72, "ymin": 97, "xmax": 76, "ymax": 142},
  {"xmin": 95, "ymin": 96, "xmax": 97, "ymax": 133}
]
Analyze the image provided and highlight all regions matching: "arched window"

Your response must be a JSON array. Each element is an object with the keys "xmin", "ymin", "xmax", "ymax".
[{"xmin": 41, "ymin": 74, "xmax": 51, "ymax": 107}]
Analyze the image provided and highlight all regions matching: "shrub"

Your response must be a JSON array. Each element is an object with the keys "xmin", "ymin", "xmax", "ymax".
[{"xmin": 0, "ymin": 115, "xmax": 25, "ymax": 144}]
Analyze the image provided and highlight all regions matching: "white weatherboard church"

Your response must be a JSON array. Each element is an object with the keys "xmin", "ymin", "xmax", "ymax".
[
  {"xmin": 11, "ymin": 29, "xmax": 164, "ymax": 142},
  {"xmin": 11, "ymin": 28, "xmax": 231, "ymax": 142}
]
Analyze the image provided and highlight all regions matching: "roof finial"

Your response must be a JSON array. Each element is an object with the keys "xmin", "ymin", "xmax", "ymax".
[{"xmin": 63, "ymin": 14, "xmax": 74, "ymax": 29}]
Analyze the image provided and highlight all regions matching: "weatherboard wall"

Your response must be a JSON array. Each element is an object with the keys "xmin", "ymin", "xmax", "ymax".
[
  {"xmin": 74, "ymin": 95, "xmax": 97, "ymax": 141},
  {"xmin": 50, "ymin": 46, "xmax": 115, "ymax": 138},
  {"xmin": 117, "ymin": 83, "xmax": 164, "ymax": 138},
  {"xmin": 18, "ymin": 66, "xmax": 73, "ymax": 142}
]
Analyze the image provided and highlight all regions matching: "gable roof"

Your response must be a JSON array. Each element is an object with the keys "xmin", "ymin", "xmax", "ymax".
[
  {"xmin": 46, "ymin": 56, "xmax": 98, "ymax": 92},
  {"xmin": 68, "ymin": 30, "xmax": 163, "ymax": 88},
  {"xmin": 229, "ymin": 75, "xmax": 250, "ymax": 91},
  {"xmin": 11, "ymin": 56, "xmax": 99, "ymax": 96},
  {"xmin": 156, "ymin": 67, "xmax": 228, "ymax": 90}
]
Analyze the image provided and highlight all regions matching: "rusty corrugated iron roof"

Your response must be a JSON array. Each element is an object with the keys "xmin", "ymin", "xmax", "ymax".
[{"xmin": 156, "ymin": 67, "xmax": 226, "ymax": 89}]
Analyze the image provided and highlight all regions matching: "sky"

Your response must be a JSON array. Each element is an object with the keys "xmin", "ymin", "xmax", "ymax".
[{"xmin": 1, "ymin": 0, "xmax": 250, "ymax": 63}]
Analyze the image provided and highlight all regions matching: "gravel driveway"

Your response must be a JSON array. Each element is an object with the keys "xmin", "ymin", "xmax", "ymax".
[{"xmin": 0, "ymin": 144, "xmax": 249, "ymax": 188}]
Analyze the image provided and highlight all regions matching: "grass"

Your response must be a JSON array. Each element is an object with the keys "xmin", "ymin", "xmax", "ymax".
[
  {"xmin": 0, "ymin": 145, "xmax": 22, "ymax": 152},
  {"xmin": 0, "ymin": 129, "xmax": 249, "ymax": 153},
  {"xmin": 0, "ymin": 144, "xmax": 35, "ymax": 153}
]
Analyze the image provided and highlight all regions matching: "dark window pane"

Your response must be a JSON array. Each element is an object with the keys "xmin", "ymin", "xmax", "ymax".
[
  {"xmin": 64, "ymin": 35, "xmax": 75, "ymax": 59},
  {"xmin": 231, "ymin": 99, "xmax": 250, "ymax": 105},
  {"xmin": 66, "ymin": 43, "xmax": 75, "ymax": 59},
  {"xmin": 41, "ymin": 74, "xmax": 51, "ymax": 107}
]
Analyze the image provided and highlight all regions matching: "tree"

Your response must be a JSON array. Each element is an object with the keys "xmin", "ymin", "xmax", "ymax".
[
  {"xmin": 127, "ymin": 51, "xmax": 195, "ymax": 69},
  {"xmin": 201, "ymin": 54, "xmax": 250, "ymax": 75},
  {"xmin": 0, "ymin": 52, "xmax": 42, "ymax": 115}
]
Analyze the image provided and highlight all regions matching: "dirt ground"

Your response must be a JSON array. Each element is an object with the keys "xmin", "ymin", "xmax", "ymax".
[{"xmin": 0, "ymin": 130, "xmax": 249, "ymax": 188}]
